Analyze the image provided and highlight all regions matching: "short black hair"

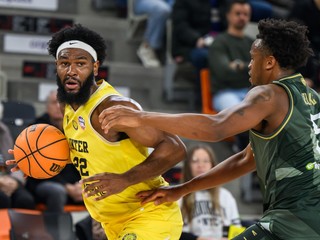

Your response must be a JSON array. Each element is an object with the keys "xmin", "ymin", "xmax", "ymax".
[
  {"xmin": 257, "ymin": 18, "xmax": 313, "ymax": 70},
  {"xmin": 226, "ymin": 0, "xmax": 249, "ymax": 13},
  {"xmin": 47, "ymin": 24, "xmax": 106, "ymax": 64}
]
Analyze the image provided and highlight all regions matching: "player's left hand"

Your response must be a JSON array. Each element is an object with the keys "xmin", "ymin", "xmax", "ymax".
[
  {"xmin": 6, "ymin": 149, "xmax": 21, "ymax": 173},
  {"xmin": 5, "ymin": 149, "xmax": 28, "ymax": 179},
  {"xmin": 80, "ymin": 172, "xmax": 130, "ymax": 201}
]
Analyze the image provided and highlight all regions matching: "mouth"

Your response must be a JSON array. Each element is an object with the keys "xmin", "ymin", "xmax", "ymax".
[{"xmin": 64, "ymin": 79, "xmax": 80, "ymax": 92}]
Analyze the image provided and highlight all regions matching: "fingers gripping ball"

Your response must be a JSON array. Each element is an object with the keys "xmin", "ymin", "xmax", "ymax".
[{"xmin": 14, "ymin": 124, "xmax": 70, "ymax": 179}]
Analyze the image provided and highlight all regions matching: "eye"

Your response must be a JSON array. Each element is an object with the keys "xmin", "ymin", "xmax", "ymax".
[
  {"xmin": 60, "ymin": 61, "xmax": 69, "ymax": 67},
  {"xmin": 77, "ymin": 61, "xmax": 87, "ymax": 67}
]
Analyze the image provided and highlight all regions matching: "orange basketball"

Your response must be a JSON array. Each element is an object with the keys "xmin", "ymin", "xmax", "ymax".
[{"xmin": 13, "ymin": 124, "xmax": 70, "ymax": 179}]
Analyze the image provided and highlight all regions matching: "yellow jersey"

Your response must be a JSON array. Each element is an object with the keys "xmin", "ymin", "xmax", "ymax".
[{"xmin": 63, "ymin": 80, "xmax": 169, "ymax": 223}]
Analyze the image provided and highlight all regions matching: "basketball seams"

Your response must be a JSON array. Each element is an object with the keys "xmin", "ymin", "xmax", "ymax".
[
  {"xmin": 14, "ymin": 142, "xmax": 32, "ymax": 177},
  {"xmin": 14, "ymin": 124, "xmax": 69, "ymax": 179},
  {"xmin": 31, "ymin": 125, "xmax": 66, "ymax": 177},
  {"xmin": 37, "ymin": 125, "xmax": 68, "ymax": 160},
  {"xmin": 26, "ymin": 124, "xmax": 50, "ymax": 178},
  {"xmin": 37, "ymin": 138, "xmax": 69, "ymax": 161}
]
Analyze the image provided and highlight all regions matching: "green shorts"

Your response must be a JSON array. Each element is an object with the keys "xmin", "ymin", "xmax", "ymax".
[{"xmin": 232, "ymin": 223, "xmax": 281, "ymax": 240}]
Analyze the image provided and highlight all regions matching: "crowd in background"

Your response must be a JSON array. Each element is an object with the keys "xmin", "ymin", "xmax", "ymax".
[{"xmin": 0, "ymin": 0, "xmax": 319, "ymax": 239}]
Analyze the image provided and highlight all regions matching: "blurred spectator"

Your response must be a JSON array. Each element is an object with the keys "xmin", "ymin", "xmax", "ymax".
[
  {"xmin": 209, "ymin": 0, "xmax": 252, "ymax": 151},
  {"xmin": 135, "ymin": 0, "xmax": 172, "ymax": 67},
  {"xmin": 26, "ymin": 90, "xmax": 84, "ymax": 213},
  {"xmin": 218, "ymin": 0, "xmax": 294, "ymax": 31},
  {"xmin": 35, "ymin": 90, "xmax": 63, "ymax": 130},
  {"xmin": 171, "ymin": 0, "xmax": 213, "ymax": 107},
  {"xmin": 179, "ymin": 144, "xmax": 241, "ymax": 239},
  {"xmin": 0, "ymin": 102, "xmax": 35, "ymax": 209},
  {"xmin": 288, "ymin": 0, "xmax": 320, "ymax": 90}
]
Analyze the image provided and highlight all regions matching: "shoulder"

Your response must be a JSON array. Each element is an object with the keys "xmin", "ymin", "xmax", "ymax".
[
  {"xmin": 210, "ymin": 33, "xmax": 228, "ymax": 50},
  {"xmin": 245, "ymin": 84, "xmax": 284, "ymax": 104},
  {"xmin": 33, "ymin": 113, "xmax": 50, "ymax": 124},
  {"xmin": 213, "ymin": 33, "xmax": 228, "ymax": 42},
  {"xmin": 97, "ymin": 95, "xmax": 142, "ymax": 113},
  {"xmin": 244, "ymin": 35, "xmax": 254, "ymax": 44},
  {"xmin": 219, "ymin": 187, "xmax": 235, "ymax": 198},
  {"xmin": 219, "ymin": 188, "xmax": 237, "ymax": 206},
  {"xmin": 107, "ymin": 95, "xmax": 142, "ymax": 109}
]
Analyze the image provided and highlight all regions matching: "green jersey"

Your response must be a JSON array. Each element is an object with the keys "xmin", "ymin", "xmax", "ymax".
[{"xmin": 249, "ymin": 73, "xmax": 320, "ymax": 239}]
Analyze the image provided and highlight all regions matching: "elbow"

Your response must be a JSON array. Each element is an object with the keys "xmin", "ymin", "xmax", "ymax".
[
  {"xmin": 176, "ymin": 137, "xmax": 187, "ymax": 163},
  {"xmin": 167, "ymin": 134, "xmax": 187, "ymax": 165}
]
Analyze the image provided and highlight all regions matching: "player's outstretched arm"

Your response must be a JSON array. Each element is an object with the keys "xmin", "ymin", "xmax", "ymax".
[
  {"xmin": 137, "ymin": 144, "xmax": 256, "ymax": 205},
  {"xmin": 99, "ymin": 85, "xmax": 277, "ymax": 142}
]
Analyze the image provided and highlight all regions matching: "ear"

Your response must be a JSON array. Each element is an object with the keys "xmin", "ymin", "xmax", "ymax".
[
  {"xmin": 93, "ymin": 61, "xmax": 100, "ymax": 76},
  {"xmin": 265, "ymin": 56, "xmax": 276, "ymax": 70}
]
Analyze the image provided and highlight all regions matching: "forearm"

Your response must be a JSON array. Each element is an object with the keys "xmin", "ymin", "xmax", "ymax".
[
  {"xmin": 181, "ymin": 147, "xmax": 255, "ymax": 196},
  {"xmin": 141, "ymin": 112, "xmax": 225, "ymax": 142},
  {"xmin": 123, "ymin": 135, "xmax": 186, "ymax": 185}
]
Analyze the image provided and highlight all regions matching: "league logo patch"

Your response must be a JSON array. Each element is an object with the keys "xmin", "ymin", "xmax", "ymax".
[
  {"xmin": 78, "ymin": 116, "xmax": 85, "ymax": 129},
  {"xmin": 122, "ymin": 233, "xmax": 137, "ymax": 240}
]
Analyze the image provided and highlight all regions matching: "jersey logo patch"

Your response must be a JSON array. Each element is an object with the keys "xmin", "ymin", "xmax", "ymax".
[
  {"xmin": 122, "ymin": 233, "xmax": 137, "ymax": 240},
  {"xmin": 78, "ymin": 116, "xmax": 85, "ymax": 129}
]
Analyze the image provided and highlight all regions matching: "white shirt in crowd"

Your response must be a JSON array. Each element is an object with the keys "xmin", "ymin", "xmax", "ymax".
[{"xmin": 180, "ymin": 188, "xmax": 241, "ymax": 238}]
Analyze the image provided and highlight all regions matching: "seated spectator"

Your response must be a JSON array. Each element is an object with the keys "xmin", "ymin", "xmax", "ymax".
[
  {"xmin": 288, "ymin": 0, "xmax": 320, "ymax": 91},
  {"xmin": 219, "ymin": 0, "xmax": 294, "ymax": 30},
  {"xmin": 0, "ymin": 102, "xmax": 35, "ymax": 209},
  {"xmin": 34, "ymin": 90, "xmax": 63, "ymax": 130},
  {"xmin": 209, "ymin": 0, "xmax": 253, "ymax": 151},
  {"xmin": 179, "ymin": 144, "xmax": 241, "ymax": 239},
  {"xmin": 171, "ymin": 0, "xmax": 213, "ymax": 107},
  {"xmin": 134, "ymin": 0, "xmax": 172, "ymax": 67},
  {"xmin": 25, "ymin": 90, "xmax": 84, "ymax": 212}
]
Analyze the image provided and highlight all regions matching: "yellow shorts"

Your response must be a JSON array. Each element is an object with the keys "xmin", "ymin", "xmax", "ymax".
[{"xmin": 101, "ymin": 202, "xmax": 183, "ymax": 240}]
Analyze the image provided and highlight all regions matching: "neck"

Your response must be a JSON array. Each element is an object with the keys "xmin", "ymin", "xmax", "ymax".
[
  {"xmin": 70, "ymin": 83, "xmax": 99, "ymax": 111},
  {"xmin": 275, "ymin": 69, "xmax": 296, "ymax": 81}
]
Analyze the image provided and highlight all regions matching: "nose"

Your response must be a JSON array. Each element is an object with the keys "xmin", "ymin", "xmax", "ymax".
[{"xmin": 66, "ymin": 63, "xmax": 77, "ymax": 76}]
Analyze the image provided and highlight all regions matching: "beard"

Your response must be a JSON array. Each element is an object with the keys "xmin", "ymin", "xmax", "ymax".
[{"xmin": 56, "ymin": 72, "xmax": 94, "ymax": 106}]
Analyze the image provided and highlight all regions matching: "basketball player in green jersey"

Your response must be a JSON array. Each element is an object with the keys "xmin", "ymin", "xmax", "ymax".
[
  {"xmin": 98, "ymin": 19, "xmax": 320, "ymax": 239},
  {"xmin": 8, "ymin": 24, "xmax": 185, "ymax": 240}
]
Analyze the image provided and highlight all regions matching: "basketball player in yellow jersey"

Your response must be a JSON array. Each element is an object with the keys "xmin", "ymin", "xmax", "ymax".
[{"xmin": 7, "ymin": 24, "xmax": 185, "ymax": 240}]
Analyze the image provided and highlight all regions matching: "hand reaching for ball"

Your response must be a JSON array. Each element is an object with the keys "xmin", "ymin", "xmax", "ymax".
[{"xmin": 6, "ymin": 149, "xmax": 27, "ymax": 178}]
